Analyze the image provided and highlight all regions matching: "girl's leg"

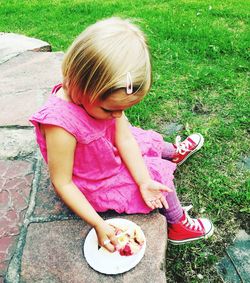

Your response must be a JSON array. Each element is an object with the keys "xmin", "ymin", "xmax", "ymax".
[
  {"xmin": 160, "ymin": 183, "xmax": 183, "ymax": 224},
  {"xmin": 161, "ymin": 141, "xmax": 176, "ymax": 160},
  {"xmin": 161, "ymin": 183, "xmax": 214, "ymax": 245}
]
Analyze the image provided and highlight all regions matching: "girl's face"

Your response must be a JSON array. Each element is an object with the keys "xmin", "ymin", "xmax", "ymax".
[{"xmin": 82, "ymin": 89, "xmax": 142, "ymax": 120}]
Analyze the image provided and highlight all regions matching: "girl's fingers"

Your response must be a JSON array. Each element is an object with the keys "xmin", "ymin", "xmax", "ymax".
[
  {"xmin": 158, "ymin": 185, "xmax": 173, "ymax": 192},
  {"xmin": 151, "ymin": 181, "xmax": 173, "ymax": 193},
  {"xmin": 103, "ymin": 242, "xmax": 115, "ymax": 252},
  {"xmin": 102, "ymin": 238, "xmax": 116, "ymax": 252},
  {"xmin": 148, "ymin": 199, "xmax": 162, "ymax": 209},
  {"xmin": 146, "ymin": 200, "xmax": 155, "ymax": 209},
  {"xmin": 160, "ymin": 195, "xmax": 169, "ymax": 209},
  {"xmin": 109, "ymin": 235, "xmax": 118, "ymax": 246},
  {"xmin": 155, "ymin": 199, "xmax": 163, "ymax": 208},
  {"xmin": 140, "ymin": 182, "xmax": 173, "ymax": 193}
]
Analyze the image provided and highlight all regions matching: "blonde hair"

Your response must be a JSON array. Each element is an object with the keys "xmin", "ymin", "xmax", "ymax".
[{"xmin": 62, "ymin": 17, "xmax": 152, "ymax": 104}]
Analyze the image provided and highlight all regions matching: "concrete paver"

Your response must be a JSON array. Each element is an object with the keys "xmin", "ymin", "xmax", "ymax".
[
  {"xmin": 0, "ymin": 51, "xmax": 63, "ymax": 95},
  {"xmin": 0, "ymin": 33, "xmax": 66, "ymax": 283},
  {"xmin": 0, "ymin": 32, "xmax": 51, "ymax": 64},
  {"xmin": 217, "ymin": 230, "xmax": 250, "ymax": 282},
  {"xmin": 21, "ymin": 214, "xmax": 167, "ymax": 283},
  {"xmin": 0, "ymin": 89, "xmax": 48, "ymax": 126},
  {"xmin": 239, "ymin": 156, "xmax": 250, "ymax": 170},
  {"xmin": 162, "ymin": 122, "xmax": 184, "ymax": 136},
  {"xmin": 0, "ymin": 51, "xmax": 63, "ymax": 126},
  {"xmin": 0, "ymin": 129, "xmax": 36, "ymax": 160},
  {"xmin": 0, "ymin": 160, "xmax": 33, "ymax": 277}
]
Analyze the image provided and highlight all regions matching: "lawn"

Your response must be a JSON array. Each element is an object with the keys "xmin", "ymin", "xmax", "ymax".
[{"xmin": 1, "ymin": 0, "xmax": 249, "ymax": 282}]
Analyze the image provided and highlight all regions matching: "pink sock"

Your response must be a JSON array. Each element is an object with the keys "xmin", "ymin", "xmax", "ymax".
[
  {"xmin": 159, "ymin": 184, "xmax": 183, "ymax": 224},
  {"xmin": 162, "ymin": 142, "xmax": 176, "ymax": 159}
]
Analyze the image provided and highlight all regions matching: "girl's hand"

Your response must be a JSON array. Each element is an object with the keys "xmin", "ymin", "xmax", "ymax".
[
  {"xmin": 94, "ymin": 221, "xmax": 118, "ymax": 252},
  {"xmin": 139, "ymin": 180, "xmax": 173, "ymax": 210}
]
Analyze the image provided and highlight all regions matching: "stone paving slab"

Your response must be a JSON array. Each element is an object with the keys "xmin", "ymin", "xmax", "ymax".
[
  {"xmin": 226, "ymin": 230, "xmax": 250, "ymax": 282},
  {"xmin": 0, "ymin": 88, "xmax": 48, "ymax": 127},
  {"xmin": 0, "ymin": 129, "xmax": 36, "ymax": 160},
  {"xmin": 217, "ymin": 256, "xmax": 241, "ymax": 283},
  {"xmin": 217, "ymin": 230, "xmax": 250, "ymax": 283},
  {"xmin": 0, "ymin": 160, "xmax": 33, "ymax": 278},
  {"xmin": 238, "ymin": 156, "xmax": 250, "ymax": 170},
  {"xmin": 21, "ymin": 214, "xmax": 167, "ymax": 283},
  {"xmin": 162, "ymin": 122, "xmax": 184, "ymax": 136},
  {"xmin": 0, "ymin": 51, "xmax": 63, "ymax": 95},
  {"xmin": 0, "ymin": 51, "xmax": 63, "ymax": 126},
  {"xmin": 0, "ymin": 32, "xmax": 51, "ymax": 64}
]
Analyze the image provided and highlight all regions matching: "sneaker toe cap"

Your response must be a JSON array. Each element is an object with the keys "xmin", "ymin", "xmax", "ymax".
[
  {"xmin": 200, "ymin": 218, "xmax": 214, "ymax": 238},
  {"xmin": 189, "ymin": 133, "xmax": 203, "ymax": 144}
]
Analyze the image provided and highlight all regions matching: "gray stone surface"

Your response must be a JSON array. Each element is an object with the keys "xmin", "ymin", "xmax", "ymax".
[
  {"xmin": 0, "ymin": 129, "xmax": 36, "ymax": 160},
  {"xmin": 0, "ymin": 160, "xmax": 33, "ymax": 277},
  {"xmin": 162, "ymin": 122, "xmax": 184, "ymax": 136},
  {"xmin": 0, "ymin": 51, "xmax": 63, "ymax": 94},
  {"xmin": 239, "ymin": 156, "xmax": 250, "ymax": 170},
  {"xmin": 21, "ymin": 214, "xmax": 167, "ymax": 283},
  {"xmin": 0, "ymin": 32, "xmax": 51, "ymax": 64},
  {"xmin": 217, "ymin": 230, "xmax": 250, "ymax": 283},
  {"xmin": 217, "ymin": 256, "xmax": 241, "ymax": 283},
  {"xmin": 0, "ymin": 89, "xmax": 48, "ymax": 126},
  {"xmin": 226, "ymin": 230, "xmax": 250, "ymax": 281},
  {"xmin": 0, "ymin": 51, "xmax": 63, "ymax": 126}
]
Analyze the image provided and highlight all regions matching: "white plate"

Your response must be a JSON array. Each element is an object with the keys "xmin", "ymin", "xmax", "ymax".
[{"xmin": 83, "ymin": 218, "xmax": 146, "ymax": 275}]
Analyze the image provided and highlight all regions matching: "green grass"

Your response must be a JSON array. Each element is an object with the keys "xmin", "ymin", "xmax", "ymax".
[{"xmin": 1, "ymin": 0, "xmax": 249, "ymax": 282}]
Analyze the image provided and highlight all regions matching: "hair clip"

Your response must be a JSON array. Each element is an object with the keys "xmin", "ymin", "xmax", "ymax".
[{"xmin": 126, "ymin": 72, "xmax": 133, "ymax": 94}]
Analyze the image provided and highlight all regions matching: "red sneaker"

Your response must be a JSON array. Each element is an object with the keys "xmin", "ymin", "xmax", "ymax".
[
  {"xmin": 172, "ymin": 133, "xmax": 204, "ymax": 165},
  {"xmin": 168, "ymin": 206, "xmax": 214, "ymax": 245}
]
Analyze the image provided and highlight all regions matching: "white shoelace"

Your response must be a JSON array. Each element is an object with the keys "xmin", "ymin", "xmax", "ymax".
[
  {"xmin": 175, "ymin": 136, "xmax": 192, "ymax": 155},
  {"xmin": 182, "ymin": 205, "xmax": 202, "ymax": 231}
]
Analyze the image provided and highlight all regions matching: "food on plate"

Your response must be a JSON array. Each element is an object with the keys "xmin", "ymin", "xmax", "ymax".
[{"xmin": 112, "ymin": 225, "xmax": 145, "ymax": 256}]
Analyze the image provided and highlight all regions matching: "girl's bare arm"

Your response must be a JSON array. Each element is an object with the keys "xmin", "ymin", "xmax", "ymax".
[
  {"xmin": 43, "ymin": 125, "xmax": 104, "ymax": 227},
  {"xmin": 42, "ymin": 125, "xmax": 118, "ymax": 251},
  {"xmin": 115, "ymin": 113, "xmax": 172, "ymax": 209},
  {"xmin": 115, "ymin": 113, "xmax": 153, "ymax": 186}
]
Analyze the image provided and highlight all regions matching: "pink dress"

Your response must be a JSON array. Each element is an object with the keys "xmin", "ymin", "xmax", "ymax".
[{"xmin": 30, "ymin": 85, "xmax": 176, "ymax": 214}]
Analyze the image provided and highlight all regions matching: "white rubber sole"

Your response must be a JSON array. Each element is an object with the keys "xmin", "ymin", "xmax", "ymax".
[
  {"xmin": 168, "ymin": 222, "xmax": 214, "ymax": 245},
  {"xmin": 177, "ymin": 133, "xmax": 204, "ymax": 166}
]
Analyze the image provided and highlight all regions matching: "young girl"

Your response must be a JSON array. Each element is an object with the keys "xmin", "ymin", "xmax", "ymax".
[{"xmin": 30, "ymin": 17, "xmax": 214, "ymax": 252}]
